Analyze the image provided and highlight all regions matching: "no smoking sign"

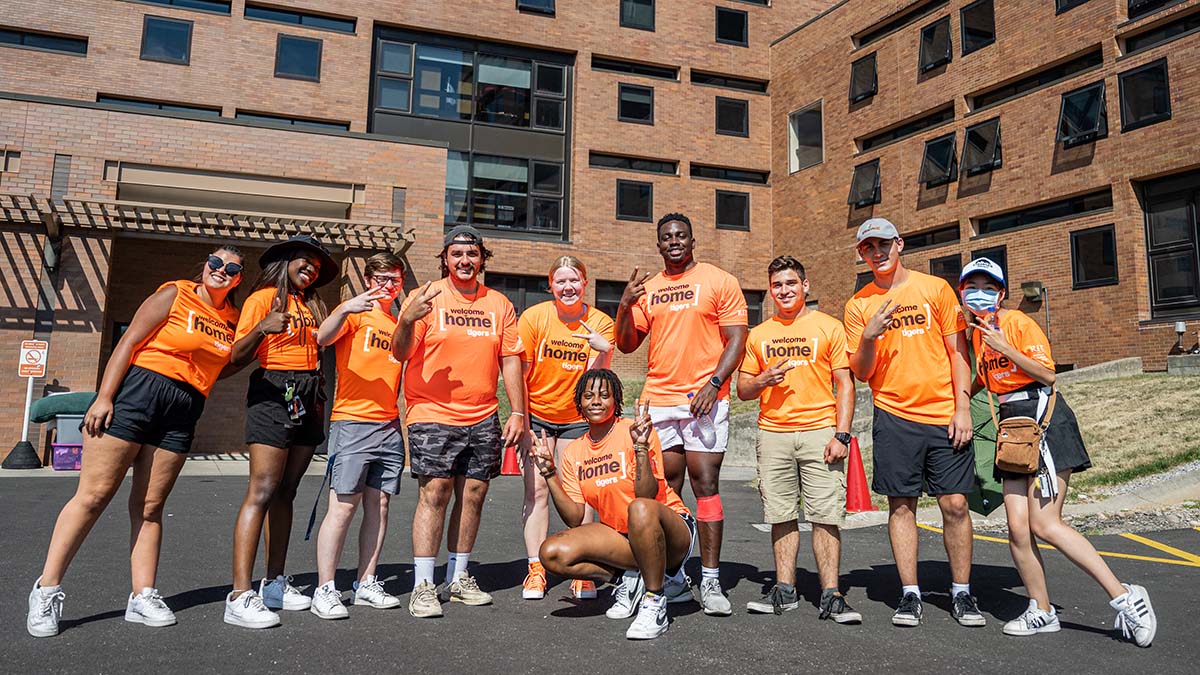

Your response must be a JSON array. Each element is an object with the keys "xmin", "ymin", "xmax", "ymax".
[{"xmin": 18, "ymin": 340, "xmax": 48, "ymax": 378}]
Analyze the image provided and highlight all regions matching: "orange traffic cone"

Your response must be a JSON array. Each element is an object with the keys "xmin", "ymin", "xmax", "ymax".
[
  {"xmin": 500, "ymin": 443, "xmax": 521, "ymax": 476},
  {"xmin": 845, "ymin": 436, "xmax": 877, "ymax": 513}
]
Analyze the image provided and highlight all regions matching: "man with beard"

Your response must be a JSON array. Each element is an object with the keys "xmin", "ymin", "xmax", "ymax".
[{"xmin": 392, "ymin": 225, "xmax": 527, "ymax": 618}]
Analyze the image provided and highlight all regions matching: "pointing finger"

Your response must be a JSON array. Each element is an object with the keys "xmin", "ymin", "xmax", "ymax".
[
  {"xmin": 629, "ymin": 267, "xmax": 640, "ymax": 283},
  {"xmin": 578, "ymin": 320, "xmax": 594, "ymax": 334},
  {"xmin": 424, "ymin": 285, "xmax": 442, "ymax": 300}
]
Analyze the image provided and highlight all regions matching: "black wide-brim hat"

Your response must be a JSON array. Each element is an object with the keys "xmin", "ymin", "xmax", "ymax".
[{"xmin": 259, "ymin": 234, "xmax": 338, "ymax": 289}]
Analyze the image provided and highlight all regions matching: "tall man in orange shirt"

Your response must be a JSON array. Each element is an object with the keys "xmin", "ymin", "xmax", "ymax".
[
  {"xmin": 392, "ymin": 225, "xmax": 527, "ymax": 619},
  {"xmin": 738, "ymin": 256, "xmax": 860, "ymax": 624},
  {"xmin": 615, "ymin": 212, "xmax": 748, "ymax": 616},
  {"xmin": 843, "ymin": 218, "xmax": 982, "ymax": 628}
]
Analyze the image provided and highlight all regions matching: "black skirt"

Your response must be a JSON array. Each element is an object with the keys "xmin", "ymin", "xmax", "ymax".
[{"xmin": 993, "ymin": 388, "xmax": 1092, "ymax": 482}]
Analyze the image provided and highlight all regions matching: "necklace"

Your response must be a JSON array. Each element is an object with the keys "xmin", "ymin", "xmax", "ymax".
[
  {"xmin": 587, "ymin": 420, "xmax": 616, "ymax": 445},
  {"xmin": 446, "ymin": 279, "xmax": 481, "ymax": 306}
]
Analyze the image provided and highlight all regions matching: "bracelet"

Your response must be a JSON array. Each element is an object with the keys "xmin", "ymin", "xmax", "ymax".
[
  {"xmin": 510, "ymin": 411, "xmax": 526, "ymax": 417},
  {"xmin": 633, "ymin": 443, "xmax": 650, "ymax": 452},
  {"xmin": 540, "ymin": 468, "xmax": 557, "ymax": 478}
]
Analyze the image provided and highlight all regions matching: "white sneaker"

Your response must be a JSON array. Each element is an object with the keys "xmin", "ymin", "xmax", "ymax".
[
  {"xmin": 606, "ymin": 571, "xmax": 646, "ymax": 620},
  {"xmin": 663, "ymin": 571, "xmax": 693, "ymax": 604},
  {"xmin": 1003, "ymin": 599, "xmax": 1060, "ymax": 636},
  {"xmin": 26, "ymin": 578, "xmax": 65, "ymax": 638},
  {"xmin": 224, "ymin": 590, "xmax": 280, "ymax": 629},
  {"xmin": 408, "ymin": 580, "xmax": 443, "ymax": 618},
  {"xmin": 310, "ymin": 583, "xmax": 348, "ymax": 620},
  {"xmin": 353, "ymin": 576, "xmax": 400, "ymax": 609},
  {"xmin": 699, "ymin": 577, "xmax": 732, "ymax": 616},
  {"xmin": 125, "ymin": 587, "xmax": 177, "ymax": 627},
  {"xmin": 625, "ymin": 594, "xmax": 669, "ymax": 640},
  {"xmin": 1111, "ymin": 584, "xmax": 1157, "ymax": 647},
  {"xmin": 260, "ymin": 575, "xmax": 311, "ymax": 611}
]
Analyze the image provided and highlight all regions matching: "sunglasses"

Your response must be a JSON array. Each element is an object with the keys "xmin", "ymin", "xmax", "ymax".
[{"xmin": 207, "ymin": 255, "xmax": 244, "ymax": 276}]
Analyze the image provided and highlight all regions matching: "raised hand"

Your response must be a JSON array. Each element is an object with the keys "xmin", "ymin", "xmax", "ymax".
[
  {"xmin": 258, "ymin": 295, "xmax": 293, "ymax": 335},
  {"xmin": 619, "ymin": 267, "xmax": 652, "ymax": 309},
  {"xmin": 758, "ymin": 358, "xmax": 795, "ymax": 387},
  {"xmin": 862, "ymin": 299, "xmax": 899, "ymax": 341},
  {"xmin": 571, "ymin": 319, "xmax": 612, "ymax": 353},
  {"xmin": 529, "ymin": 429, "xmax": 556, "ymax": 476},
  {"xmin": 629, "ymin": 398, "xmax": 653, "ymax": 446},
  {"xmin": 401, "ymin": 280, "xmax": 442, "ymax": 323},
  {"xmin": 972, "ymin": 316, "xmax": 1012, "ymax": 355},
  {"xmin": 343, "ymin": 287, "xmax": 388, "ymax": 314}
]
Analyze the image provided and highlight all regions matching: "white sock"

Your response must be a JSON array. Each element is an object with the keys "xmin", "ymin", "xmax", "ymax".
[
  {"xmin": 360, "ymin": 574, "xmax": 377, "ymax": 585},
  {"xmin": 450, "ymin": 551, "xmax": 471, "ymax": 580},
  {"xmin": 38, "ymin": 582, "xmax": 61, "ymax": 594},
  {"xmin": 951, "ymin": 583, "xmax": 970, "ymax": 598},
  {"xmin": 701, "ymin": 566, "xmax": 720, "ymax": 581},
  {"xmin": 319, "ymin": 580, "xmax": 336, "ymax": 592},
  {"xmin": 414, "ymin": 557, "xmax": 436, "ymax": 588},
  {"xmin": 902, "ymin": 585, "xmax": 921, "ymax": 597},
  {"xmin": 528, "ymin": 556, "xmax": 540, "ymax": 565}
]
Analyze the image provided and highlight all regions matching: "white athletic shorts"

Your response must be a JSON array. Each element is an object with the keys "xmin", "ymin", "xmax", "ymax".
[{"xmin": 649, "ymin": 400, "xmax": 730, "ymax": 453}]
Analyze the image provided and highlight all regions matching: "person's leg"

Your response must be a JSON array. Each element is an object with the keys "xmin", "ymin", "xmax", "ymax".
[
  {"xmin": 521, "ymin": 442, "xmax": 550, "ymax": 560},
  {"xmin": 40, "ymin": 435, "xmax": 141, "ymax": 586},
  {"xmin": 1027, "ymin": 471, "xmax": 1126, "ymax": 599},
  {"xmin": 540, "ymin": 523, "xmax": 639, "ymax": 583},
  {"xmin": 937, "ymin": 493, "xmax": 973, "ymax": 586},
  {"xmin": 357, "ymin": 488, "xmax": 389, "ymax": 582},
  {"xmin": 263, "ymin": 444, "xmax": 316, "ymax": 579},
  {"xmin": 127, "ymin": 446, "xmax": 188, "ymax": 592},
  {"xmin": 686, "ymin": 450, "xmax": 724, "ymax": 569},
  {"xmin": 662, "ymin": 445, "xmax": 687, "ymax": 496},
  {"xmin": 446, "ymin": 476, "xmax": 490, "ymax": 571},
  {"xmin": 413, "ymin": 476, "xmax": 454, "ymax": 560},
  {"xmin": 1003, "ymin": 477, "xmax": 1050, "ymax": 610},
  {"xmin": 315, "ymin": 491, "xmax": 362, "ymax": 586},
  {"xmin": 811, "ymin": 524, "xmax": 842, "ymax": 591},
  {"xmin": 887, "ymin": 497, "xmax": 920, "ymax": 587},
  {"xmin": 772, "ymin": 522, "xmax": 800, "ymax": 586},
  {"xmin": 626, "ymin": 499, "xmax": 694, "ymax": 593},
  {"xmin": 231, "ymin": 443, "xmax": 289, "ymax": 592}
]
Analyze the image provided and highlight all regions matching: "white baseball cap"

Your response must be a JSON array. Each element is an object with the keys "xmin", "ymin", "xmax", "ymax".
[
  {"xmin": 855, "ymin": 217, "xmax": 900, "ymax": 243},
  {"xmin": 959, "ymin": 257, "xmax": 1005, "ymax": 286}
]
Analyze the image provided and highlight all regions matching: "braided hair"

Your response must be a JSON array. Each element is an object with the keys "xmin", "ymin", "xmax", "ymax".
[{"xmin": 573, "ymin": 368, "xmax": 625, "ymax": 419}]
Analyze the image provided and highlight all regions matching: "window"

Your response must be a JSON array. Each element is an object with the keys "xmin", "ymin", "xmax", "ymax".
[
  {"xmin": 1056, "ymin": 0, "xmax": 1090, "ymax": 13},
  {"xmin": 691, "ymin": 71, "xmax": 768, "ymax": 93},
  {"xmin": 970, "ymin": 47, "xmax": 1102, "ymax": 111},
  {"xmin": 593, "ymin": 55, "xmax": 676, "ymax": 80},
  {"xmin": 788, "ymin": 102, "xmax": 822, "ymax": 172},
  {"xmin": 618, "ymin": 84, "xmax": 654, "ymax": 124},
  {"xmin": 716, "ymin": 97, "xmax": 749, "ymax": 136},
  {"xmin": 977, "ymin": 188, "xmax": 1112, "ymax": 234},
  {"xmin": 516, "ymin": 0, "xmax": 556, "ymax": 16},
  {"xmin": 275, "ymin": 34, "xmax": 322, "ymax": 81},
  {"xmin": 1141, "ymin": 170, "xmax": 1200, "ymax": 316},
  {"xmin": 929, "ymin": 254, "xmax": 963, "ymax": 287},
  {"xmin": 744, "ymin": 290, "xmax": 766, "ymax": 326},
  {"xmin": 860, "ymin": 104, "xmax": 954, "ymax": 151},
  {"xmin": 1125, "ymin": 8, "xmax": 1200, "ymax": 54},
  {"xmin": 413, "ymin": 45, "xmax": 472, "ymax": 120},
  {"xmin": 486, "ymin": 273, "xmax": 552, "ymax": 315},
  {"xmin": 961, "ymin": 118, "xmax": 1002, "ymax": 175},
  {"xmin": 616, "ymin": 180, "xmax": 653, "ymax": 221},
  {"xmin": 374, "ymin": 41, "xmax": 412, "ymax": 111},
  {"xmin": 1119, "ymin": 58, "xmax": 1171, "ymax": 132},
  {"xmin": 905, "ymin": 223, "xmax": 959, "ymax": 250},
  {"xmin": 848, "ymin": 160, "xmax": 881, "ymax": 207},
  {"xmin": 595, "ymin": 280, "xmax": 626, "ymax": 318},
  {"xmin": 1130, "ymin": 0, "xmax": 1187, "ymax": 22},
  {"xmin": 0, "ymin": 27, "xmax": 87, "ymax": 55},
  {"xmin": 1056, "ymin": 81, "xmax": 1107, "ymax": 146},
  {"xmin": 473, "ymin": 155, "xmax": 530, "ymax": 229},
  {"xmin": 140, "ymin": 16, "xmax": 192, "ymax": 65},
  {"xmin": 536, "ymin": 64, "xmax": 566, "ymax": 95},
  {"xmin": 244, "ymin": 3, "xmax": 355, "ymax": 33},
  {"xmin": 98, "ymin": 95, "xmax": 220, "ymax": 116},
  {"xmin": 1, "ymin": 150, "xmax": 21, "ymax": 174},
  {"xmin": 621, "ymin": 0, "xmax": 655, "ymax": 31},
  {"xmin": 970, "ymin": 246, "xmax": 1007, "ymax": 285},
  {"xmin": 716, "ymin": 7, "xmax": 749, "ymax": 46},
  {"xmin": 855, "ymin": 271, "xmax": 875, "ymax": 292},
  {"xmin": 849, "ymin": 53, "xmax": 877, "ymax": 103},
  {"xmin": 856, "ymin": 0, "xmax": 949, "ymax": 48},
  {"xmin": 134, "ymin": 0, "xmax": 231, "ymax": 13},
  {"xmin": 918, "ymin": 17, "xmax": 952, "ymax": 72},
  {"xmin": 715, "ymin": 190, "xmax": 750, "ymax": 230},
  {"xmin": 960, "ymin": 0, "xmax": 995, "ymax": 55},
  {"xmin": 476, "ymin": 55, "xmax": 532, "ymax": 127},
  {"xmin": 235, "ymin": 111, "xmax": 349, "ymax": 130},
  {"xmin": 443, "ymin": 152, "xmax": 565, "ymax": 234},
  {"xmin": 919, "ymin": 133, "xmax": 958, "ymax": 187},
  {"xmin": 589, "ymin": 152, "xmax": 677, "ymax": 175},
  {"xmin": 690, "ymin": 164, "xmax": 768, "ymax": 184},
  {"xmin": 1071, "ymin": 224, "xmax": 1118, "ymax": 289}
]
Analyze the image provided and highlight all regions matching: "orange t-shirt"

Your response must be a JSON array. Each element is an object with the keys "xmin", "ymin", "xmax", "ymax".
[
  {"xmin": 973, "ymin": 310, "xmax": 1055, "ymax": 395},
  {"xmin": 519, "ymin": 302, "xmax": 616, "ymax": 424},
  {"xmin": 843, "ymin": 270, "xmax": 966, "ymax": 425},
  {"xmin": 234, "ymin": 288, "xmax": 320, "ymax": 371},
  {"xmin": 130, "ymin": 280, "xmax": 240, "ymax": 396},
  {"xmin": 740, "ymin": 311, "xmax": 850, "ymax": 432},
  {"xmin": 558, "ymin": 418, "xmax": 689, "ymax": 534},
  {"xmin": 330, "ymin": 305, "xmax": 404, "ymax": 422},
  {"xmin": 401, "ymin": 278, "xmax": 523, "ymax": 426},
  {"xmin": 632, "ymin": 262, "xmax": 748, "ymax": 405}
]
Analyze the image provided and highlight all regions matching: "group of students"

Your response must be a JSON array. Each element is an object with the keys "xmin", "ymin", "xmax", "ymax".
[{"xmin": 23, "ymin": 213, "xmax": 1157, "ymax": 645}]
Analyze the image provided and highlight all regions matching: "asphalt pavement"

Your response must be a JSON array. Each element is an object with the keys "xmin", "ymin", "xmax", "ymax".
[{"xmin": 1, "ymin": 472, "xmax": 1196, "ymax": 674}]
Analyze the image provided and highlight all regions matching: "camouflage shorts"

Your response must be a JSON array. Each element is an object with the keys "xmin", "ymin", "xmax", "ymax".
[{"xmin": 407, "ymin": 414, "xmax": 502, "ymax": 481}]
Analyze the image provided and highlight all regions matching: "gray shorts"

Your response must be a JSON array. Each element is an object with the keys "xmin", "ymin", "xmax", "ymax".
[{"xmin": 328, "ymin": 420, "xmax": 405, "ymax": 495}]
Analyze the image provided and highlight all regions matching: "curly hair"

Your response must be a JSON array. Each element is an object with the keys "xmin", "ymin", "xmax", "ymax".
[
  {"xmin": 656, "ymin": 212, "xmax": 693, "ymax": 237},
  {"xmin": 573, "ymin": 368, "xmax": 625, "ymax": 419}
]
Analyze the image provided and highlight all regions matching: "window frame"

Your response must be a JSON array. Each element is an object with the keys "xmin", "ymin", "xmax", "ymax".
[
  {"xmin": 243, "ymin": 3, "xmax": 356, "ymax": 34},
  {"xmin": 743, "ymin": 289, "xmax": 766, "ymax": 326},
  {"xmin": 848, "ymin": 159, "xmax": 882, "ymax": 207},
  {"xmin": 970, "ymin": 245, "xmax": 1008, "ymax": 287},
  {"xmin": 715, "ymin": 96, "xmax": 749, "ymax": 137},
  {"xmin": 849, "ymin": 53, "xmax": 877, "ymax": 104},
  {"xmin": 274, "ymin": 33, "xmax": 323, "ymax": 82},
  {"xmin": 690, "ymin": 164, "xmax": 769, "ymax": 185},
  {"xmin": 1118, "ymin": 57, "xmax": 1171, "ymax": 133},
  {"xmin": 918, "ymin": 16, "xmax": 953, "ymax": 73},
  {"xmin": 615, "ymin": 179, "xmax": 654, "ymax": 222},
  {"xmin": 1129, "ymin": 0, "xmax": 1188, "ymax": 22},
  {"xmin": 1070, "ymin": 223, "xmax": 1119, "ymax": 290},
  {"xmin": 516, "ymin": 0, "xmax": 556, "ymax": 16},
  {"xmin": 484, "ymin": 272, "xmax": 552, "ymax": 315},
  {"xmin": 1056, "ymin": 80, "xmax": 1108, "ymax": 147},
  {"xmin": 595, "ymin": 280, "xmax": 627, "ymax": 318},
  {"xmin": 788, "ymin": 101, "xmax": 823, "ymax": 173},
  {"xmin": 126, "ymin": 0, "xmax": 231, "ymax": 15},
  {"xmin": 139, "ymin": 15, "xmax": 193, "ymax": 66},
  {"xmin": 959, "ymin": 0, "xmax": 995, "ymax": 56},
  {"xmin": 961, "ymin": 117, "xmax": 1002, "ymax": 175},
  {"xmin": 715, "ymin": 190, "xmax": 751, "ymax": 231},
  {"xmin": 715, "ymin": 6, "xmax": 750, "ymax": 47},
  {"xmin": 617, "ymin": 83, "xmax": 654, "ymax": 125},
  {"xmin": 929, "ymin": 253, "xmax": 963, "ymax": 287},
  {"xmin": 0, "ymin": 27, "xmax": 88, "ymax": 56},
  {"xmin": 919, "ymin": 132, "xmax": 958, "ymax": 187},
  {"xmin": 1055, "ymin": 0, "xmax": 1091, "ymax": 14},
  {"xmin": 589, "ymin": 152, "xmax": 678, "ymax": 175},
  {"xmin": 620, "ymin": 0, "xmax": 656, "ymax": 32}
]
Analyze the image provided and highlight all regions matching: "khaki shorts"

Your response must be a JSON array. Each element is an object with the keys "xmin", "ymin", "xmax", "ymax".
[{"xmin": 755, "ymin": 427, "xmax": 846, "ymax": 526}]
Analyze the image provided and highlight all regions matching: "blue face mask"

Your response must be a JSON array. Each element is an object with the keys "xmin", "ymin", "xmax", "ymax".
[{"xmin": 961, "ymin": 288, "xmax": 1001, "ymax": 316}]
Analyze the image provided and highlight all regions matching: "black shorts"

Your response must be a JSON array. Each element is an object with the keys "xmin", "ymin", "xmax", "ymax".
[
  {"xmin": 407, "ymin": 414, "xmax": 502, "ymax": 481},
  {"xmin": 105, "ymin": 365, "xmax": 206, "ymax": 454},
  {"xmin": 871, "ymin": 406, "xmax": 976, "ymax": 497},
  {"xmin": 994, "ymin": 389, "xmax": 1092, "ymax": 482},
  {"xmin": 530, "ymin": 414, "xmax": 588, "ymax": 440},
  {"xmin": 244, "ymin": 368, "xmax": 325, "ymax": 448}
]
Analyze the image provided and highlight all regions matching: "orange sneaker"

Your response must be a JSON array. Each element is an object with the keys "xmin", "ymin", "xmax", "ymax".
[
  {"xmin": 571, "ymin": 579, "xmax": 597, "ymax": 600},
  {"xmin": 522, "ymin": 562, "xmax": 547, "ymax": 600}
]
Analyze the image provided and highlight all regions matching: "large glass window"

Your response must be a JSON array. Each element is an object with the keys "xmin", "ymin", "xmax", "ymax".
[
  {"xmin": 475, "ymin": 55, "xmax": 532, "ymax": 126},
  {"xmin": 621, "ymin": 0, "xmax": 655, "ymax": 31},
  {"xmin": 1119, "ymin": 58, "xmax": 1171, "ymax": 132},
  {"xmin": 141, "ymin": 16, "xmax": 192, "ymax": 65},
  {"xmin": 275, "ymin": 34, "xmax": 322, "ymax": 81},
  {"xmin": 1141, "ymin": 171, "xmax": 1200, "ymax": 316},
  {"xmin": 849, "ymin": 53, "xmax": 877, "ymax": 103},
  {"xmin": 444, "ymin": 152, "xmax": 564, "ymax": 235},
  {"xmin": 788, "ymin": 102, "xmax": 822, "ymax": 172},
  {"xmin": 960, "ymin": 0, "xmax": 995, "ymax": 55},
  {"xmin": 1056, "ymin": 81, "xmax": 1108, "ymax": 146},
  {"xmin": 1071, "ymin": 224, "xmax": 1118, "ymax": 289},
  {"xmin": 413, "ymin": 45, "xmax": 474, "ymax": 121}
]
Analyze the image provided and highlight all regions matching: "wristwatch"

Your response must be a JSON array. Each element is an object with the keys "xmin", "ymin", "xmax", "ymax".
[
  {"xmin": 833, "ymin": 432, "xmax": 852, "ymax": 446},
  {"xmin": 708, "ymin": 375, "xmax": 724, "ymax": 389}
]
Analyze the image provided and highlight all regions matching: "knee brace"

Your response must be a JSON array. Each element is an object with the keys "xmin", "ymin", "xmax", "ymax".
[{"xmin": 695, "ymin": 494, "xmax": 724, "ymax": 522}]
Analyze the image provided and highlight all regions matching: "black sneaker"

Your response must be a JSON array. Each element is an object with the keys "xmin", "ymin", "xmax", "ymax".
[
  {"xmin": 951, "ymin": 592, "xmax": 986, "ymax": 627},
  {"xmin": 819, "ymin": 590, "xmax": 862, "ymax": 624},
  {"xmin": 892, "ymin": 592, "xmax": 922, "ymax": 627},
  {"xmin": 746, "ymin": 585, "xmax": 799, "ymax": 615}
]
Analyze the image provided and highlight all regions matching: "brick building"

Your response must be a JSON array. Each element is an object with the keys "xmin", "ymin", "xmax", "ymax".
[
  {"xmin": 772, "ymin": 0, "xmax": 1200, "ymax": 373},
  {"xmin": 0, "ymin": 0, "xmax": 830, "ymax": 460}
]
